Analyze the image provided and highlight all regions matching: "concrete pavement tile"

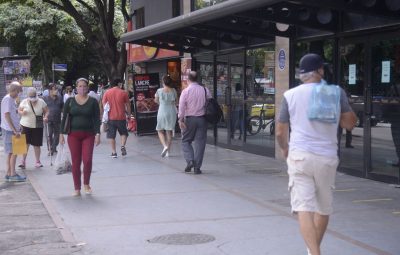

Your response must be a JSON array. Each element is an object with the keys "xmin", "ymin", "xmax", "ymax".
[{"xmin": 49, "ymin": 190, "xmax": 278, "ymax": 228}]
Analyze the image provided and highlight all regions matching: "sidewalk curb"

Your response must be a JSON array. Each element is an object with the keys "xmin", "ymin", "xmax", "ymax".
[{"xmin": 24, "ymin": 170, "xmax": 77, "ymax": 244}]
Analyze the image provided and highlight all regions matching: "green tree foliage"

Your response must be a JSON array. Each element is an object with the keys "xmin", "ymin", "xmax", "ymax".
[
  {"xmin": 0, "ymin": 0, "xmax": 129, "ymax": 82},
  {"xmin": 194, "ymin": 0, "xmax": 227, "ymax": 10},
  {"xmin": 38, "ymin": 0, "xmax": 129, "ymax": 81},
  {"xmin": 0, "ymin": 0, "xmax": 84, "ymax": 83}
]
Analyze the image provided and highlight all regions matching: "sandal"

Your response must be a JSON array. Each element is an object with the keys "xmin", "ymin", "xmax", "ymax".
[{"xmin": 84, "ymin": 185, "xmax": 92, "ymax": 195}]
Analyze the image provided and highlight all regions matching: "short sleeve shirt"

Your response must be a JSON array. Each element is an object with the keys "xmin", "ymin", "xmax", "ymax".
[
  {"xmin": 278, "ymin": 87, "xmax": 351, "ymax": 123},
  {"xmin": 102, "ymin": 87, "xmax": 129, "ymax": 120},
  {"xmin": 277, "ymin": 84, "xmax": 353, "ymax": 157},
  {"xmin": 19, "ymin": 98, "xmax": 47, "ymax": 128},
  {"xmin": 43, "ymin": 95, "xmax": 63, "ymax": 122},
  {"xmin": 1, "ymin": 94, "xmax": 20, "ymax": 131}
]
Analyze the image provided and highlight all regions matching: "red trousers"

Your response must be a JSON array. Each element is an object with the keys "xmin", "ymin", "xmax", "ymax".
[{"xmin": 67, "ymin": 131, "xmax": 95, "ymax": 190}]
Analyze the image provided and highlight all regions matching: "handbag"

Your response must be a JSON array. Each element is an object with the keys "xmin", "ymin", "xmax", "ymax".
[
  {"xmin": 29, "ymin": 101, "xmax": 44, "ymax": 128},
  {"xmin": 62, "ymin": 98, "xmax": 73, "ymax": 134}
]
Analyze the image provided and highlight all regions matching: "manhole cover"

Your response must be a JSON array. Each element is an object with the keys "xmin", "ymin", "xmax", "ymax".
[{"xmin": 147, "ymin": 233, "xmax": 215, "ymax": 245}]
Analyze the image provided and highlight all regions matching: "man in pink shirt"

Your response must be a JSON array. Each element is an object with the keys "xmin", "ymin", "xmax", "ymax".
[
  {"xmin": 178, "ymin": 71, "xmax": 211, "ymax": 174},
  {"xmin": 102, "ymin": 79, "xmax": 131, "ymax": 158}
]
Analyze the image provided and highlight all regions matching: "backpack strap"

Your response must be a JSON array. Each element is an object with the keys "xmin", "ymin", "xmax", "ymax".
[{"xmin": 203, "ymin": 87, "xmax": 207, "ymax": 108}]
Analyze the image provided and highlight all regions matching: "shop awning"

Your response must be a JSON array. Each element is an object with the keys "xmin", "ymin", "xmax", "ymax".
[{"xmin": 121, "ymin": 0, "xmax": 400, "ymax": 52}]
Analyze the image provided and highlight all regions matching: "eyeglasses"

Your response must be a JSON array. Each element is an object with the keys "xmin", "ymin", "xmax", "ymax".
[{"xmin": 29, "ymin": 95, "xmax": 37, "ymax": 98}]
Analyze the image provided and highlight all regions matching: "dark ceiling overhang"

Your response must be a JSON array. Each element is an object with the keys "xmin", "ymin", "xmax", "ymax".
[{"xmin": 120, "ymin": 0, "xmax": 400, "ymax": 53}]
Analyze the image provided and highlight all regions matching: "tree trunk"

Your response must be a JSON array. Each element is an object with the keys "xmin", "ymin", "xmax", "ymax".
[
  {"xmin": 90, "ymin": 38, "xmax": 127, "ymax": 82},
  {"xmin": 42, "ymin": 0, "xmax": 128, "ymax": 83},
  {"xmin": 39, "ymin": 49, "xmax": 51, "ymax": 85}
]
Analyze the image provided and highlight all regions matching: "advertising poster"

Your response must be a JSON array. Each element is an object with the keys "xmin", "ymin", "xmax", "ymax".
[
  {"xmin": 133, "ymin": 73, "xmax": 160, "ymax": 135},
  {"xmin": 181, "ymin": 58, "xmax": 192, "ymax": 90}
]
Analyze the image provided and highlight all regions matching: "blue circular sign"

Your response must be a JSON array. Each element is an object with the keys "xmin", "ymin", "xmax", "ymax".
[{"xmin": 278, "ymin": 49, "xmax": 286, "ymax": 70}]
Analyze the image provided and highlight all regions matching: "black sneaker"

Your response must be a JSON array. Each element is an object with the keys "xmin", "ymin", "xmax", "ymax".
[
  {"xmin": 194, "ymin": 168, "xmax": 202, "ymax": 175},
  {"xmin": 121, "ymin": 146, "xmax": 127, "ymax": 156},
  {"xmin": 111, "ymin": 153, "xmax": 118, "ymax": 158},
  {"xmin": 184, "ymin": 160, "xmax": 194, "ymax": 172}
]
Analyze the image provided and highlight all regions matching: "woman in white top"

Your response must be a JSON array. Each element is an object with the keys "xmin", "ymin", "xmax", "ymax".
[{"xmin": 18, "ymin": 87, "xmax": 49, "ymax": 168}]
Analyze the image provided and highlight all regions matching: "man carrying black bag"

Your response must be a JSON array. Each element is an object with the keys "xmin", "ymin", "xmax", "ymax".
[{"xmin": 178, "ymin": 71, "xmax": 211, "ymax": 174}]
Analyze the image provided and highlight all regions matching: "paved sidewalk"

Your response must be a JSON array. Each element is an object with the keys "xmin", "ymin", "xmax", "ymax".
[
  {"xmin": 1, "ymin": 134, "xmax": 400, "ymax": 255},
  {"xmin": 0, "ymin": 146, "xmax": 82, "ymax": 255}
]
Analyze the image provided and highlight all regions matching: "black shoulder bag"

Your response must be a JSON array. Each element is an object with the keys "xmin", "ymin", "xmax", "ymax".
[
  {"xmin": 203, "ymin": 87, "xmax": 223, "ymax": 124},
  {"xmin": 29, "ymin": 101, "xmax": 44, "ymax": 128},
  {"xmin": 62, "ymin": 98, "xmax": 73, "ymax": 134}
]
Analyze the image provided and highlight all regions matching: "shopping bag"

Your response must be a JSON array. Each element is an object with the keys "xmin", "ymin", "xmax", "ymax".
[
  {"xmin": 308, "ymin": 83, "xmax": 341, "ymax": 123},
  {"xmin": 12, "ymin": 134, "xmax": 27, "ymax": 155},
  {"xmin": 54, "ymin": 144, "xmax": 72, "ymax": 175}
]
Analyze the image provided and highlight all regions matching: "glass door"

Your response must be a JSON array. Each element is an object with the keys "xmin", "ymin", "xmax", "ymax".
[
  {"xmin": 339, "ymin": 41, "xmax": 366, "ymax": 176},
  {"xmin": 215, "ymin": 53, "xmax": 245, "ymax": 148},
  {"xmin": 370, "ymin": 37, "xmax": 400, "ymax": 182},
  {"xmin": 243, "ymin": 48, "xmax": 275, "ymax": 156}
]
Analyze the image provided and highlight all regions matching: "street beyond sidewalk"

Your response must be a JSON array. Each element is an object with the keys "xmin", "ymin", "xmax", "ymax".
[{"xmin": 1, "ymin": 134, "xmax": 400, "ymax": 255}]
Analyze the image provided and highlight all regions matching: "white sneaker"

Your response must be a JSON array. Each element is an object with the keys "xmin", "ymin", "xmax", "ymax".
[
  {"xmin": 161, "ymin": 147, "xmax": 168, "ymax": 157},
  {"xmin": 307, "ymin": 248, "xmax": 312, "ymax": 255},
  {"xmin": 165, "ymin": 151, "xmax": 169, "ymax": 157}
]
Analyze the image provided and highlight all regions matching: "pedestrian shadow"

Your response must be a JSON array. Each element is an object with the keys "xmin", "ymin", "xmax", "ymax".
[{"xmin": 0, "ymin": 181, "xmax": 24, "ymax": 191}]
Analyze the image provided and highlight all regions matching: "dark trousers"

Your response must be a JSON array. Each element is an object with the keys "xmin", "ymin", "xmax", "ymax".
[
  {"xmin": 391, "ymin": 122, "xmax": 400, "ymax": 160},
  {"xmin": 231, "ymin": 108, "xmax": 244, "ymax": 138},
  {"xmin": 68, "ymin": 131, "xmax": 95, "ymax": 190},
  {"xmin": 48, "ymin": 121, "xmax": 60, "ymax": 152},
  {"xmin": 181, "ymin": 116, "xmax": 207, "ymax": 169}
]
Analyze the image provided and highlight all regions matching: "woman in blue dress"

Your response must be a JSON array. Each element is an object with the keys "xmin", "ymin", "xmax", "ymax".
[{"xmin": 155, "ymin": 75, "xmax": 177, "ymax": 157}]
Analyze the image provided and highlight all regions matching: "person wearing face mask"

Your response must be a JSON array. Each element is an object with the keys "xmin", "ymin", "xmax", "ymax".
[
  {"xmin": 18, "ymin": 87, "xmax": 49, "ymax": 169},
  {"xmin": 60, "ymin": 78, "xmax": 101, "ymax": 196},
  {"xmin": 43, "ymin": 83, "xmax": 64, "ymax": 155}
]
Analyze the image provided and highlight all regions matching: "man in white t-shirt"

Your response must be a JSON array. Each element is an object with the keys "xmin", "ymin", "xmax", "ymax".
[
  {"xmin": 276, "ymin": 53, "xmax": 357, "ymax": 255},
  {"xmin": 1, "ymin": 82, "xmax": 26, "ymax": 182}
]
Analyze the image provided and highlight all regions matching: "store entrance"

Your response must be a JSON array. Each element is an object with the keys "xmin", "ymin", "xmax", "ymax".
[
  {"xmin": 339, "ymin": 40, "xmax": 366, "ymax": 177},
  {"xmin": 215, "ymin": 53, "xmax": 245, "ymax": 148},
  {"xmin": 339, "ymin": 36, "xmax": 400, "ymax": 183},
  {"xmin": 196, "ymin": 46, "xmax": 276, "ymax": 157}
]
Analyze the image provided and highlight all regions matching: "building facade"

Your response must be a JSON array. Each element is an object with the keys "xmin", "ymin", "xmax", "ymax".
[{"xmin": 124, "ymin": 0, "xmax": 400, "ymax": 184}]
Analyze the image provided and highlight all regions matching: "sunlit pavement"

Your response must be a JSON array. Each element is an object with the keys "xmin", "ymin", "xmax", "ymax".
[{"xmin": 1, "ymin": 133, "xmax": 400, "ymax": 255}]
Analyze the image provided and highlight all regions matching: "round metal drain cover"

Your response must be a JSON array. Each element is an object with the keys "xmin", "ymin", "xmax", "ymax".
[{"xmin": 148, "ymin": 233, "xmax": 215, "ymax": 245}]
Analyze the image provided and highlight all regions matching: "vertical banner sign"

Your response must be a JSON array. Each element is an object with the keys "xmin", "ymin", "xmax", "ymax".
[
  {"xmin": 349, "ymin": 64, "xmax": 356, "ymax": 85},
  {"xmin": 381, "ymin": 61, "xmax": 390, "ymax": 83},
  {"xmin": 133, "ymin": 73, "xmax": 160, "ymax": 135}
]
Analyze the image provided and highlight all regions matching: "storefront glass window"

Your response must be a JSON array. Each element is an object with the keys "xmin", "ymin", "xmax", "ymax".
[
  {"xmin": 246, "ymin": 46, "xmax": 275, "ymax": 155},
  {"xmin": 198, "ymin": 62, "xmax": 215, "ymax": 139},
  {"xmin": 371, "ymin": 38, "xmax": 400, "ymax": 179},
  {"xmin": 193, "ymin": 0, "xmax": 228, "ymax": 10}
]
